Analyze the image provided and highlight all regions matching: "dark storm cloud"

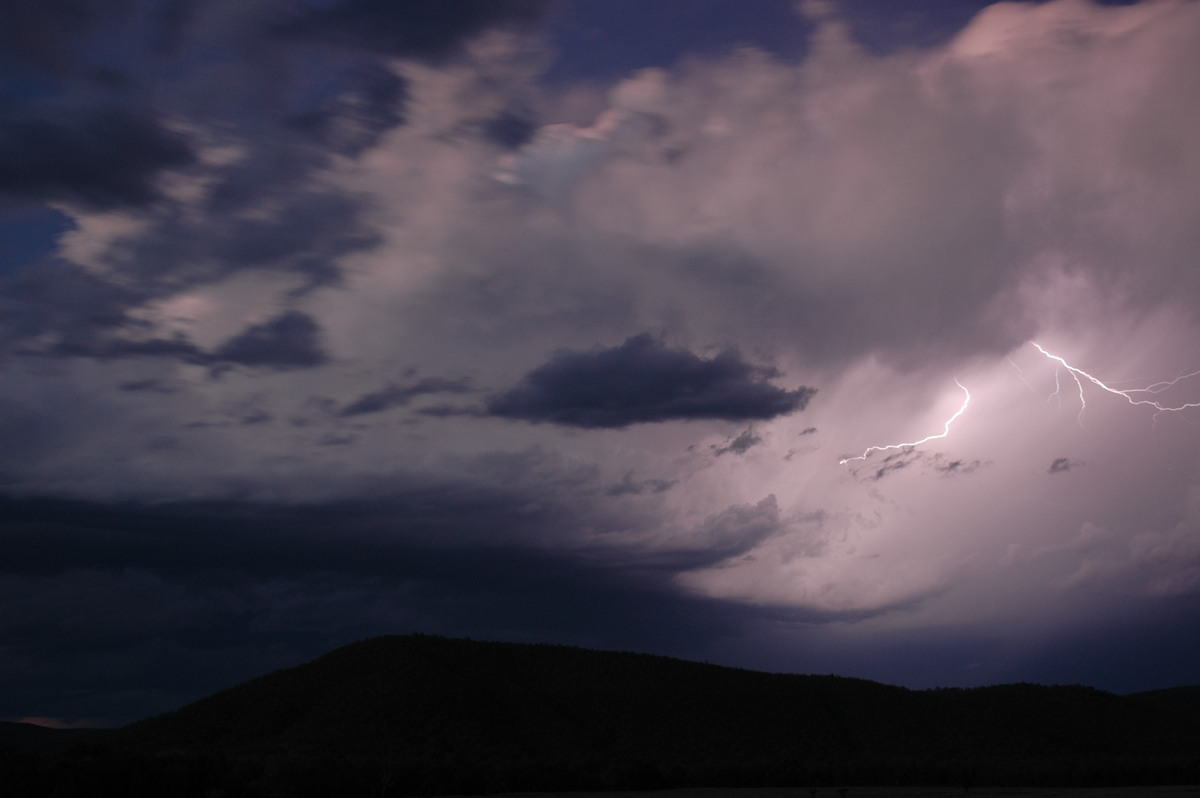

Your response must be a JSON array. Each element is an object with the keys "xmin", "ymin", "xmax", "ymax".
[
  {"xmin": 207, "ymin": 191, "xmax": 378, "ymax": 275},
  {"xmin": 481, "ymin": 110, "xmax": 538, "ymax": 149},
  {"xmin": 0, "ymin": 488, "xmax": 570, "ymax": 583},
  {"xmin": 55, "ymin": 335, "xmax": 204, "ymax": 362},
  {"xmin": 588, "ymin": 496, "xmax": 798, "ymax": 575},
  {"xmin": 416, "ymin": 404, "xmax": 487, "ymax": 419},
  {"xmin": 86, "ymin": 181, "xmax": 382, "ymax": 299},
  {"xmin": 212, "ymin": 311, "xmax": 328, "ymax": 369},
  {"xmin": 0, "ymin": 489, "xmax": 777, "ymax": 724},
  {"xmin": 117, "ymin": 379, "xmax": 179, "ymax": 394},
  {"xmin": 0, "ymin": 0, "xmax": 552, "ymax": 347},
  {"xmin": 5, "ymin": 286, "xmax": 188, "ymax": 365},
  {"xmin": 1, "ymin": 261, "xmax": 147, "ymax": 351},
  {"xmin": 283, "ymin": 63, "xmax": 409, "ymax": 156},
  {"xmin": 0, "ymin": 108, "xmax": 195, "ymax": 209},
  {"xmin": 273, "ymin": 0, "xmax": 553, "ymax": 60},
  {"xmin": 488, "ymin": 334, "xmax": 815, "ymax": 428},
  {"xmin": 339, "ymin": 377, "xmax": 474, "ymax": 418},
  {"xmin": 1, "ymin": 258, "xmax": 328, "ymax": 368},
  {"xmin": 682, "ymin": 495, "xmax": 783, "ymax": 567},
  {"xmin": 0, "ymin": 0, "xmax": 127, "ymax": 71}
]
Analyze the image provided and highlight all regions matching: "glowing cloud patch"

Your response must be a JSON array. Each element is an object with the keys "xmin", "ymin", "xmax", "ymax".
[{"xmin": 840, "ymin": 380, "xmax": 971, "ymax": 465}]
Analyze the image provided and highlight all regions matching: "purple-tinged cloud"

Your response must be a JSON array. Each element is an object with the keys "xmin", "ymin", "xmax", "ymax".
[
  {"xmin": 1048, "ymin": 457, "xmax": 1085, "ymax": 474},
  {"xmin": 605, "ymin": 471, "xmax": 676, "ymax": 497},
  {"xmin": 933, "ymin": 456, "xmax": 985, "ymax": 477},
  {"xmin": 714, "ymin": 428, "xmax": 763, "ymax": 457},
  {"xmin": 117, "ymin": 379, "xmax": 179, "ymax": 394},
  {"xmin": 339, "ymin": 377, "xmax": 473, "ymax": 417},
  {"xmin": 284, "ymin": 64, "xmax": 409, "ymax": 156},
  {"xmin": 480, "ymin": 110, "xmax": 537, "ymax": 150},
  {"xmin": 212, "ymin": 311, "xmax": 327, "ymax": 369},
  {"xmin": 487, "ymin": 334, "xmax": 815, "ymax": 429},
  {"xmin": 0, "ymin": 0, "xmax": 119, "ymax": 71},
  {"xmin": 0, "ymin": 108, "xmax": 194, "ymax": 209}
]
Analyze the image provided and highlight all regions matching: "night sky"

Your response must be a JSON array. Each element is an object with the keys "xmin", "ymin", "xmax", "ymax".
[{"xmin": 4, "ymin": 0, "xmax": 1200, "ymax": 729}]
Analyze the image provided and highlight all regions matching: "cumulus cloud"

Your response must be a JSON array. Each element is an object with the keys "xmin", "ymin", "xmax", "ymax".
[{"xmin": 487, "ymin": 334, "xmax": 815, "ymax": 428}]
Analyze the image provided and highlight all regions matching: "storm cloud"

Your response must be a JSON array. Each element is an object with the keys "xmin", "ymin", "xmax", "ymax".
[
  {"xmin": 339, "ymin": 377, "xmax": 474, "ymax": 417},
  {"xmin": 488, "ymin": 334, "xmax": 815, "ymax": 428},
  {"xmin": 211, "ymin": 310, "xmax": 328, "ymax": 369},
  {"xmin": 0, "ymin": 108, "xmax": 194, "ymax": 209}
]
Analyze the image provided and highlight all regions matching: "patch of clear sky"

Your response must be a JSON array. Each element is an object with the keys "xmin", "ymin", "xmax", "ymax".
[{"xmin": 545, "ymin": 0, "xmax": 1148, "ymax": 85}]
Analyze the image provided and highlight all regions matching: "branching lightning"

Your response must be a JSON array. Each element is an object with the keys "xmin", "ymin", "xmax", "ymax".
[
  {"xmin": 1031, "ymin": 342, "xmax": 1200, "ymax": 421},
  {"xmin": 840, "ymin": 343, "xmax": 1199, "ymax": 469},
  {"xmin": 840, "ymin": 380, "xmax": 971, "ymax": 465}
]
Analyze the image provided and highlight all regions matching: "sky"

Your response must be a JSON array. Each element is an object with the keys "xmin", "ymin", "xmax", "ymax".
[{"xmin": 3, "ymin": 0, "xmax": 1200, "ymax": 729}]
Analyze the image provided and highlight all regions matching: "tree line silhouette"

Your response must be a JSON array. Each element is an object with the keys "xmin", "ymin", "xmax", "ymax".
[{"xmin": 4, "ymin": 634, "xmax": 1199, "ymax": 797}]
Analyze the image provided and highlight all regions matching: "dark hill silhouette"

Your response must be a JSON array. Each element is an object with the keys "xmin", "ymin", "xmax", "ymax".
[
  {"xmin": 5, "ymin": 634, "xmax": 1200, "ymax": 797},
  {"xmin": 1127, "ymin": 684, "xmax": 1200, "ymax": 718},
  {"xmin": 0, "ymin": 721, "xmax": 95, "ymax": 749}
]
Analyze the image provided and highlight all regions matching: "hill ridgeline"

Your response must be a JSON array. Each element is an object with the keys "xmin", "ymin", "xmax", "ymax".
[{"xmin": 5, "ymin": 634, "xmax": 1200, "ymax": 796}]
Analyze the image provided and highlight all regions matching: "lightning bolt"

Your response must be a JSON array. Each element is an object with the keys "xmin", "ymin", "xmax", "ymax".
[
  {"xmin": 1030, "ymin": 342, "xmax": 1200, "ymax": 421},
  {"xmin": 840, "ymin": 379, "xmax": 971, "ymax": 465},
  {"xmin": 1008, "ymin": 356, "xmax": 1039, "ymax": 397},
  {"xmin": 839, "ymin": 343, "xmax": 1198, "ymax": 471}
]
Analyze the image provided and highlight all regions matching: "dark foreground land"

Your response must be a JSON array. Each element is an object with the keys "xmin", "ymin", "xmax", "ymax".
[
  {"xmin": 4, "ymin": 635, "xmax": 1200, "ymax": 796},
  {"xmin": 554, "ymin": 790, "xmax": 1200, "ymax": 797},
  {"xmin": 499, "ymin": 790, "xmax": 1200, "ymax": 798}
]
